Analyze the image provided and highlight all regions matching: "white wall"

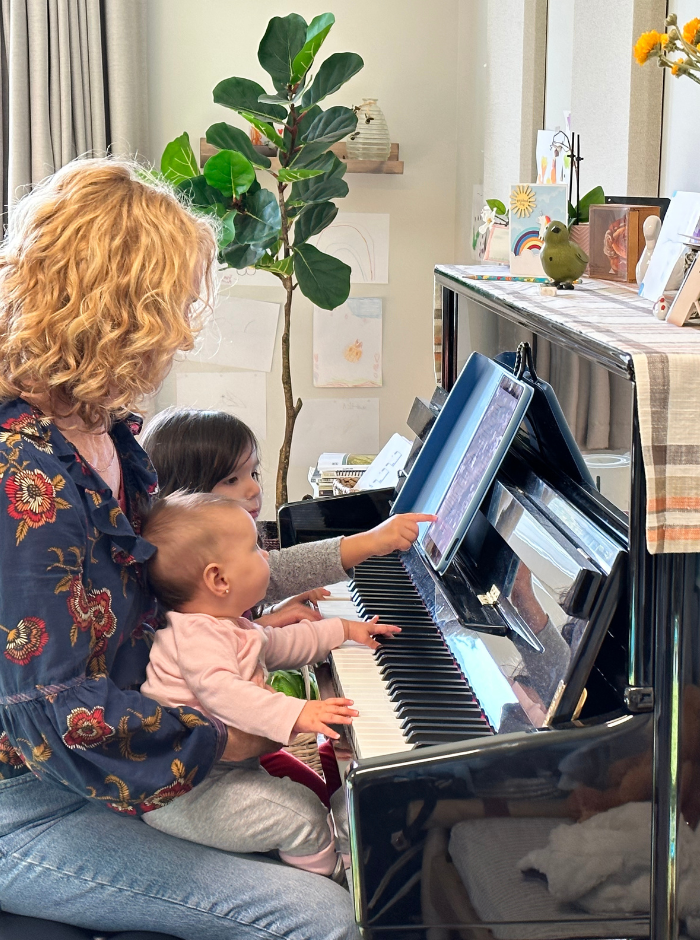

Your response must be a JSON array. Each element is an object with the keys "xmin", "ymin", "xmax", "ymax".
[
  {"xmin": 146, "ymin": 0, "xmax": 464, "ymax": 518},
  {"xmin": 481, "ymin": 0, "xmax": 546, "ymax": 203},
  {"xmin": 661, "ymin": 0, "xmax": 700, "ymax": 195},
  {"xmin": 543, "ymin": 0, "xmax": 664, "ymax": 198}
]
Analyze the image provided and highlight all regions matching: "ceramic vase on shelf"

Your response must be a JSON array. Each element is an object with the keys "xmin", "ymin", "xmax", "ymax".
[{"xmin": 346, "ymin": 98, "xmax": 391, "ymax": 161}]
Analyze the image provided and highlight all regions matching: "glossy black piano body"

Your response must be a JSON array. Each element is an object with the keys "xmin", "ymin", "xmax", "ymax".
[{"xmin": 277, "ymin": 272, "xmax": 700, "ymax": 940}]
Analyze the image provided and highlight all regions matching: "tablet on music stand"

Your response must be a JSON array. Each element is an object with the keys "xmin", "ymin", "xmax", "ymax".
[{"xmin": 392, "ymin": 353, "xmax": 533, "ymax": 574}]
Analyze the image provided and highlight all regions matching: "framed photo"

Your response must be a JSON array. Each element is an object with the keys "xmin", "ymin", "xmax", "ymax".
[{"xmin": 667, "ymin": 252, "xmax": 700, "ymax": 326}]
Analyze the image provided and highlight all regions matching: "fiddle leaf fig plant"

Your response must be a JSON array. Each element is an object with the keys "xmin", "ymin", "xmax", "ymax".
[{"xmin": 160, "ymin": 12, "xmax": 363, "ymax": 507}]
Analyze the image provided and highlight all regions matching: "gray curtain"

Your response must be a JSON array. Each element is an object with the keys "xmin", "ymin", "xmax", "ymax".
[{"xmin": 0, "ymin": 0, "xmax": 148, "ymax": 215}]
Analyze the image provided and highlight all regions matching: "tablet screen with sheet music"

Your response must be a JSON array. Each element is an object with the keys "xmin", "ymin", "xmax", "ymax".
[{"xmin": 421, "ymin": 372, "xmax": 529, "ymax": 572}]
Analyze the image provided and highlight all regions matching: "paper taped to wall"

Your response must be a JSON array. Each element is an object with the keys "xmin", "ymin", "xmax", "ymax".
[
  {"xmin": 313, "ymin": 298, "xmax": 382, "ymax": 387},
  {"xmin": 290, "ymin": 398, "xmax": 380, "ymax": 467},
  {"xmin": 310, "ymin": 213, "xmax": 390, "ymax": 283},
  {"xmin": 176, "ymin": 371, "xmax": 267, "ymax": 440},
  {"xmin": 189, "ymin": 297, "xmax": 281, "ymax": 372}
]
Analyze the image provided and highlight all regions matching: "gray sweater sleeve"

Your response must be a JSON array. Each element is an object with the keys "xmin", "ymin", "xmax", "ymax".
[{"xmin": 265, "ymin": 537, "xmax": 350, "ymax": 604}]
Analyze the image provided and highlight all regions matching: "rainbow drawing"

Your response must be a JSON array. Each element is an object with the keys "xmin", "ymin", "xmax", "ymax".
[{"xmin": 513, "ymin": 229, "xmax": 542, "ymax": 256}]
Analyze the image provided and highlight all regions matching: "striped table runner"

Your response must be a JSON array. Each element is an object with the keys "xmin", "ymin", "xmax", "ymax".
[{"xmin": 437, "ymin": 266, "xmax": 700, "ymax": 554}]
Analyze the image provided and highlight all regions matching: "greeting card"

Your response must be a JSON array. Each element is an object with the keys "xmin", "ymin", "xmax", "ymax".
[{"xmin": 509, "ymin": 184, "xmax": 568, "ymax": 276}]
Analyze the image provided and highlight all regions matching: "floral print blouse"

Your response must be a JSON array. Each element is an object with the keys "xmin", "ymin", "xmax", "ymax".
[{"xmin": 0, "ymin": 400, "xmax": 225, "ymax": 815}]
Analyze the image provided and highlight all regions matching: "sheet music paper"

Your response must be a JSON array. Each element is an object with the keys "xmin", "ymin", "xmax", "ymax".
[{"xmin": 355, "ymin": 433, "xmax": 412, "ymax": 491}]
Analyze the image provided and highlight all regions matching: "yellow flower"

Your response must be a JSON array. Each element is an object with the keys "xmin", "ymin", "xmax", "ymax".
[
  {"xmin": 682, "ymin": 17, "xmax": 700, "ymax": 45},
  {"xmin": 634, "ymin": 30, "xmax": 668, "ymax": 64},
  {"xmin": 510, "ymin": 185, "xmax": 537, "ymax": 219}
]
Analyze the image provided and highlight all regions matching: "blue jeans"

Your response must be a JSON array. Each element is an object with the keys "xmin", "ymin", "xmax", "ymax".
[{"xmin": 0, "ymin": 774, "xmax": 360, "ymax": 939}]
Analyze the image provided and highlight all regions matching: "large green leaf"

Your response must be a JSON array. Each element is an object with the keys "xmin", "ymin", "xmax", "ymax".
[
  {"xmin": 204, "ymin": 150, "xmax": 255, "ymax": 197},
  {"xmin": 176, "ymin": 175, "xmax": 226, "ymax": 208},
  {"xmin": 198, "ymin": 206, "xmax": 237, "ymax": 248},
  {"xmin": 221, "ymin": 242, "xmax": 266, "ymax": 268},
  {"xmin": 277, "ymin": 166, "xmax": 324, "ymax": 183},
  {"xmin": 235, "ymin": 189, "xmax": 281, "ymax": 244},
  {"xmin": 301, "ymin": 53, "xmax": 364, "ymax": 108},
  {"xmin": 203, "ymin": 150, "xmax": 256, "ymax": 198},
  {"xmin": 205, "ymin": 123, "xmax": 271, "ymax": 169},
  {"xmin": 293, "ymin": 202, "xmax": 337, "ymax": 245},
  {"xmin": 301, "ymin": 106, "xmax": 357, "ymax": 145},
  {"xmin": 258, "ymin": 13, "xmax": 307, "ymax": 86},
  {"xmin": 256, "ymin": 254, "xmax": 294, "ymax": 277},
  {"xmin": 292, "ymin": 150, "xmax": 337, "ymax": 174},
  {"xmin": 213, "ymin": 76, "xmax": 287, "ymax": 121},
  {"xmin": 240, "ymin": 112, "xmax": 284, "ymax": 150},
  {"xmin": 160, "ymin": 132, "xmax": 199, "ymax": 185},
  {"xmin": 258, "ymin": 92, "xmax": 292, "ymax": 105},
  {"xmin": 290, "ymin": 13, "xmax": 335, "ymax": 83},
  {"xmin": 294, "ymin": 243, "xmax": 350, "ymax": 309},
  {"xmin": 289, "ymin": 171, "xmax": 348, "ymax": 206},
  {"xmin": 577, "ymin": 185, "xmax": 606, "ymax": 224}
]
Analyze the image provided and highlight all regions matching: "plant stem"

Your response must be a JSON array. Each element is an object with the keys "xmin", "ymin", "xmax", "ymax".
[
  {"xmin": 276, "ymin": 272, "xmax": 302, "ymax": 508},
  {"xmin": 275, "ymin": 109, "xmax": 302, "ymax": 508}
]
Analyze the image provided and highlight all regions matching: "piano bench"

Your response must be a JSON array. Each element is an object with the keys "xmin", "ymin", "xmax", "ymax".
[{"xmin": 0, "ymin": 911, "xmax": 180, "ymax": 940}]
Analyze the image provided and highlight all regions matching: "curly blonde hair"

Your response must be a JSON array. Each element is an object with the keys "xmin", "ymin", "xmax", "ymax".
[{"xmin": 0, "ymin": 158, "xmax": 218, "ymax": 429}]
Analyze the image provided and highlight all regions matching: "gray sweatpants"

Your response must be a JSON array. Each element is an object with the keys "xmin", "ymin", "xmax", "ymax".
[{"xmin": 143, "ymin": 758, "xmax": 335, "ymax": 866}]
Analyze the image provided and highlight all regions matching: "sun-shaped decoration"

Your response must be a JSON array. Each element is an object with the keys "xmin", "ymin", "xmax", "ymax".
[{"xmin": 510, "ymin": 185, "xmax": 537, "ymax": 218}]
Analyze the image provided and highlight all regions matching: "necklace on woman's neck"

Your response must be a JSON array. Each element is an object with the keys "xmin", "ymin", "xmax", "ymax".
[{"xmin": 91, "ymin": 441, "xmax": 118, "ymax": 474}]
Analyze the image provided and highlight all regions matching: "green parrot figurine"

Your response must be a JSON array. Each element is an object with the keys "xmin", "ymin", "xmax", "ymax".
[{"xmin": 540, "ymin": 220, "xmax": 588, "ymax": 289}]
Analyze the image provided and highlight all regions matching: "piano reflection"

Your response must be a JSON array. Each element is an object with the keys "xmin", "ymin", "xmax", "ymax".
[{"xmin": 277, "ymin": 337, "xmax": 688, "ymax": 939}]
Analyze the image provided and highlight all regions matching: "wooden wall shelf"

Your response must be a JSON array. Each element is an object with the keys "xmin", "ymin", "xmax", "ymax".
[{"xmin": 199, "ymin": 138, "xmax": 404, "ymax": 175}]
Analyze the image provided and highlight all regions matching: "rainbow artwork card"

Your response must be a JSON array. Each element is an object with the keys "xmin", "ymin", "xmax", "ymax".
[{"xmin": 509, "ymin": 183, "xmax": 568, "ymax": 276}]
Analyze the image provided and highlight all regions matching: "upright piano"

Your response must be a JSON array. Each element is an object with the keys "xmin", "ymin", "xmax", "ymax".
[{"xmin": 278, "ymin": 269, "xmax": 700, "ymax": 940}]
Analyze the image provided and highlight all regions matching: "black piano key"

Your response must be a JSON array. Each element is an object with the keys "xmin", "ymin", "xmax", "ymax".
[
  {"xmin": 397, "ymin": 705, "xmax": 483, "ymax": 721},
  {"xmin": 389, "ymin": 683, "xmax": 469, "ymax": 696},
  {"xmin": 380, "ymin": 665, "xmax": 463, "ymax": 678},
  {"xmin": 408, "ymin": 729, "xmax": 493, "ymax": 746},
  {"xmin": 388, "ymin": 689, "xmax": 474, "ymax": 708},
  {"xmin": 401, "ymin": 717, "xmax": 489, "ymax": 733},
  {"xmin": 346, "ymin": 552, "xmax": 497, "ymax": 748}
]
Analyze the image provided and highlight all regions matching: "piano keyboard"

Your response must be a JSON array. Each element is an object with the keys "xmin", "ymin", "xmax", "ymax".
[{"xmin": 318, "ymin": 553, "xmax": 493, "ymax": 760}]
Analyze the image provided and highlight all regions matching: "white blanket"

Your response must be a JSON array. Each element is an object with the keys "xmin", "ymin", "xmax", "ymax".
[{"xmin": 518, "ymin": 801, "xmax": 700, "ymax": 936}]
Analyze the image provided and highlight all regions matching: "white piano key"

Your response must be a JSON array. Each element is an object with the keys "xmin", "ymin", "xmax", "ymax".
[
  {"xmin": 331, "ymin": 644, "xmax": 413, "ymax": 760},
  {"xmin": 318, "ymin": 580, "xmax": 414, "ymax": 760}
]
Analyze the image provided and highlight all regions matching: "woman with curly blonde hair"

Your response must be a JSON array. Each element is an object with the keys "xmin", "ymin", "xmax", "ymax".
[{"xmin": 0, "ymin": 159, "xmax": 358, "ymax": 940}]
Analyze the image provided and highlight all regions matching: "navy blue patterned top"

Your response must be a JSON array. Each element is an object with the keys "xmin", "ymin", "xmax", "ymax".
[{"xmin": 0, "ymin": 400, "xmax": 225, "ymax": 815}]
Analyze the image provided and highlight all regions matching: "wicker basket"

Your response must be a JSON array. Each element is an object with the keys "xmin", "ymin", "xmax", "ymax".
[{"xmin": 284, "ymin": 732, "xmax": 323, "ymax": 777}]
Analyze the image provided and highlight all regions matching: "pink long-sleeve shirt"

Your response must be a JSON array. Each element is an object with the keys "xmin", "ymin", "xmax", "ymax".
[{"xmin": 141, "ymin": 612, "xmax": 345, "ymax": 745}]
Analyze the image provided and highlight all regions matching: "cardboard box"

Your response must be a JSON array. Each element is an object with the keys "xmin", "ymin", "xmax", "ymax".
[{"xmin": 589, "ymin": 204, "xmax": 661, "ymax": 282}]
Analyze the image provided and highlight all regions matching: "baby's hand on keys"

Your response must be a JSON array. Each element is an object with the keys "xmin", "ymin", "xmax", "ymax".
[
  {"xmin": 292, "ymin": 698, "xmax": 359, "ymax": 739},
  {"xmin": 342, "ymin": 616, "xmax": 400, "ymax": 649}
]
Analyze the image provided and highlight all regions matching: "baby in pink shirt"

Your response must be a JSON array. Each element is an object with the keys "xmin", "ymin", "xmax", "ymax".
[{"xmin": 140, "ymin": 491, "xmax": 398, "ymax": 875}]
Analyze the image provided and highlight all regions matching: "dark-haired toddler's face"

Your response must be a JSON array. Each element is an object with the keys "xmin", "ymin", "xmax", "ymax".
[{"xmin": 212, "ymin": 448, "xmax": 262, "ymax": 519}]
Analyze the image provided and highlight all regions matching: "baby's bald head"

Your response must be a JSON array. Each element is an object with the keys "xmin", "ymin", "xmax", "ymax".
[{"xmin": 143, "ymin": 492, "xmax": 254, "ymax": 611}]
